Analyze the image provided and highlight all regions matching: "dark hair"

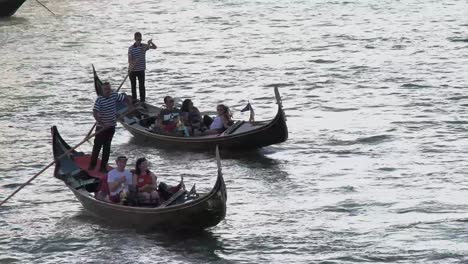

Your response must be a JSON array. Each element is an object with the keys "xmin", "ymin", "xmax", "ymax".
[
  {"xmin": 217, "ymin": 104, "xmax": 229, "ymax": 114},
  {"xmin": 134, "ymin": 32, "xmax": 142, "ymax": 38},
  {"xmin": 116, "ymin": 155, "xmax": 127, "ymax": 161},
  {"xmin": 217, "ymin": 104, "xmax": 232, "ymax": 120},
  {"xmin": 135, "ymin": 157, "xmax": 148, "ymax": 175},
  {"xmin": 103, "ymin": 81, "xmax": 110, "ymax": 86},
  {"xmin": 164, "ymin": 96, "xmax": 172, "ymax": 104},
  {"xmin": 181, "ymin": 99, "xmax": 192, "ymax": 112}
]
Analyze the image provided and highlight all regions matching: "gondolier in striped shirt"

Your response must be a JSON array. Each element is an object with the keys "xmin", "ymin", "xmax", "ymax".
[
  {"xmin": 128, "ymin": 32, "xmax": 157, "ymax": 103},
  {"xmin": 89, "ymin": 82, "xmax": 132, "ymax": 173}
]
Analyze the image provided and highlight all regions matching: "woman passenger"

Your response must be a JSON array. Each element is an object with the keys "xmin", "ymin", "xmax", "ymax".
[
  {"xmin": 132, "ymin": 157, "xmax": 159, "ymax": 204},
  {"xmin": 180, "ymin": 99, "xmax": 203, "ymax": 134},
  {"xmin": 205, "ymin": 104, "xmax": 233, "ymax": 134}
]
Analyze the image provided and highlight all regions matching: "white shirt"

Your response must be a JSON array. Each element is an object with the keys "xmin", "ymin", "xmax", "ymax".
[
  {"xmin": 107, "ymin": 168, "xmax": 133, "ymax": 195},
  {"xmin": 210, "ymin": 116, "xmax": 224, "ymax": 130}
]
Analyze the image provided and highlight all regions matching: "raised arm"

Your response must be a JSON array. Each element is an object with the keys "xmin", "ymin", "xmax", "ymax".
[
  {"xmin": 124, "ymin": 94, "xmax": 134, "ymax": 109},
  {"xmin": 146, "ymin": 39, "xmax": 157, "ymax": 50},
  {"xmin": 116, "ymin": 93, "xmax": 134, "ymax": 109}
]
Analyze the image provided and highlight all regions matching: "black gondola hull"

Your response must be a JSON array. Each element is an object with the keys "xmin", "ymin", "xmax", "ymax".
[
  {"xmin": 122, "ymin": 104, "xmax": 288, "ymax": 150},
  {"xmin": 0, "ymin": 0, "xmax": 26, "ymax": 17},
  {"xmin": 51, "ymin": 126, "xmax": 227, "ymax": 230},
  {"xmin": 69, "ymin": 180, "xmax": 226, "ymax": 230},
  {"xmin": 92, "ymin": 66, "xmax": 288, "ymax": 151}
]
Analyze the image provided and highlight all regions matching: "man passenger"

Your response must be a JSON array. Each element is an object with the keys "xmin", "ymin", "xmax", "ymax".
[
  {"xmin": 158, "ymin": 96, "xmax": 181, "ymax": 133},
  {"xmin": 107, "ymin": 156, "xmax": 133, "ymax": 203}
]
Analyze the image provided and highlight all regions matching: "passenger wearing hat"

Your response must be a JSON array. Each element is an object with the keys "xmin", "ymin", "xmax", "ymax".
[{"xmin": 107, "ymin": 155, "xmax": 133, "ymax": 203}]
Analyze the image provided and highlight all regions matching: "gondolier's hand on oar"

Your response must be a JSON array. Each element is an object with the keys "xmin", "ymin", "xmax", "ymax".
[
  {"xmin": 146, "ymin": 39, "xmax": 157, "ymax": 50},
  {"xmin": 123, "ymin": 93, "xmax": 135, "ymax": 111}
]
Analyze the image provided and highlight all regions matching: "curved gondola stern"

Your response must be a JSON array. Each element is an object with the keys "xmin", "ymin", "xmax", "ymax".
[
  {"xmin": 274, "ymin": 85, "xmax": 287, "ymax": 122},
  {"xmin": 210, "ymin": 145, "xmax": 227, "ymax": 223},
  {"xmin": 51, "ymin": 126, "xmax": 75, "ymax": 181},
  {"xmin": 51, "ymin": 126, "xmax": 62, "ymax": 180},
  {"xmin": 0, "ymin": 0, "xmax": 27, "ymax": 17},
  {"xmin": 216, "ymin": 145, "xmax": 222, "ymax": 176},
  {"xmin": 51, "ymin": 126, "xmax": 73, "ymax": 158},
  {"xmin": 92, "ymin": 64, "xmax": 103, "ymax": 96},
  {"xmin": 273, "ymin": 86, "xmax": 289, "ymax": 142},
  {"xmin": 51, "ymin": 126, "xmax": 101, "ymax": 192},
  {"xmin": 215, "ymin": 145, "xmax": 227, "ymax": 201}
]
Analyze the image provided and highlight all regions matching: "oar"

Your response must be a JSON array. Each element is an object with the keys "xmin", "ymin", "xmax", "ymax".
[
  {"xmin": 35, "ymin": 0, "xmax": 56, "ymax": 16},
  {"xmin": 83, "ymin": 67, "xmax": 132, "ymax": 142},
  {"xmin": 0, "ymin": 108, "xmax": 137, "ymax": 207}
]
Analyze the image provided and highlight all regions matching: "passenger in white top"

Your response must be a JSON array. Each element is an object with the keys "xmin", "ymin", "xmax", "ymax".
[
  {"xmin": 209, "ymin": 116, "xmax": 224, "ymax": 130},
  {"xmin": 107, "ymin": 156, "xmax": 133, "ymax": 203},
  {"xmin": 206, "ymin": 104, "xmax": 233, "ymax": 135}
]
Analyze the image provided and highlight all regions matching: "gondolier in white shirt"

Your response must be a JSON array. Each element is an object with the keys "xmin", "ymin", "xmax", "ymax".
[
  {"xmin": 89, "ymin": 82, "xmax": 132, "ymax": 173},
  {"xmin": 128, "ymin": 32, "xmax": 157, "ymax": 103}
]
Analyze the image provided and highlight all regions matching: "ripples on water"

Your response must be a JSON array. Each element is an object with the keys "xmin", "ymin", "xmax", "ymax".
[{"xmin": 1, "ymin": 0, "xmax": 468, "ymax": 263}]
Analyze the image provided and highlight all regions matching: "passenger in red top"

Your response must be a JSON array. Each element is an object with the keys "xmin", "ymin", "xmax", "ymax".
[{"xmin": 132, "ymin": 157, "xmax": 159, "ymax": 204}]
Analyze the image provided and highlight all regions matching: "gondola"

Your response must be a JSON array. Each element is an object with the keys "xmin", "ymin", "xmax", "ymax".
[
  {"xmin": 51, "ymin": 126, "xmax": 227, "ymax": 230},
  {"xmin": 0, "ymin": 0, "xmax": 26, "ymax": 17},
  {"xmin": 93, "ymin": 67, "xmax": 289, "ymax": 150}
]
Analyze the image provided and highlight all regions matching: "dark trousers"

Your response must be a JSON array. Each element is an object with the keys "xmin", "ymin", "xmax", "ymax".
[
  {"xmin": 89, "ymin": 126, "xmax": 116, "ymax": 170},
  {"xmin": 129, "ymin": 70, "xmax": 145, "ymax": 102}
]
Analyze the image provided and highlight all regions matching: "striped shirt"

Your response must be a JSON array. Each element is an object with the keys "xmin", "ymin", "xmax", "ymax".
[
  {"xmin": 93, "ymin": 92, "xmax": 126, "ymax": 126},
  {"xmin": 128, "ymin": 44, "xmax": 147, "ymax": 72}
]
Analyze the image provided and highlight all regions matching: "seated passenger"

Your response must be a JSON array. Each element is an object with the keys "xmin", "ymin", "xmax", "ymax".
[
  {"xmin": 132, "ymin": 157, "xmax": 159, "ymax": 204},
  {"xmin": 107, "ymin": 156, "xmax": 133, "ymax": 204},
  {"xmin": 180, "ymin": 99, "xmax": 204, "ymax": 135},
  {"xmin": 158, "ymin": 96, "xmax": 181, "ymax": 133},
  {"xmin": 205, "ymin": 104, "xmax": 234, "ymax": 135}
]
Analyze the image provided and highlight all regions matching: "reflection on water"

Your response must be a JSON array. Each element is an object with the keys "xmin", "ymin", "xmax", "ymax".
[
  {"xmin": 57, "ymin": 210, "xmax": 228, "ymax": 264},
  {"xmin": 142, "ymin": 230, "xmax": 227, "ymax": 263}
]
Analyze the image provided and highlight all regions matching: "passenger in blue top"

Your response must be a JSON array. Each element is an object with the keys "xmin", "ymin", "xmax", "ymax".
[
  {"xmin": 128, "ymin": 32, "xmax": 157, "ymax": 103},
  {"xmin": 89, "ymin": 82, "xmax": 132, "ymax": 173}
]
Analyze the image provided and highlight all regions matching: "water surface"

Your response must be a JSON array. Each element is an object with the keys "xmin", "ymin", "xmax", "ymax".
[{"xmin": 1, "ymin": 0, "xmax": 468, "ymax": 263}]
